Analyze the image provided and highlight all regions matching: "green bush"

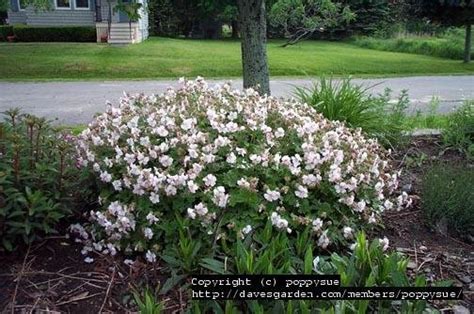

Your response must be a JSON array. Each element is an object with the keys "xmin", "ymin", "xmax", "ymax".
[
  {"xmin": 0, "ymin": 109, "xmax": 84, "ymax": 250},
  {"xmin": 0, "ymin": 25, "xmax": 13, "ymax": 41},
  {"xmin": 294, "ymin": 77, "xmax": 408, "ymax": 148},
  {"xmin": 12, "ymin": 26, "xmax": 96, "ymax": 42},
  {"xmin": 353, "ymin": 28, "xmax": 471, "ymax": 60},
  {"xmin": 443, "ymin": 101, "xmax": 474, "ymax": 158},
  {"xmin": 169, "ymin": 232, "xmax": 437, "ymax": 312},
  {"xmin": 421, "ymin": 164, "xmax": 474, "ymax": 237}
]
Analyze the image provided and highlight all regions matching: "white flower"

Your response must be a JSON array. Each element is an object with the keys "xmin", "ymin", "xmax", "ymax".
[
  {"xmin": 295, "ymin": 185, "xmax": 308, "ymax": 199},
  {"xmin": 212, "ymin": 186, "xmax": 229, "ymax": 208},
  {"xmin": 187, "ymin": 180, "xmax": 199, "ymax": 193},
  {"xmin": 146, "ymin": 250, "xmax": 156, "ymax": 263},
  {"xmin": 112, "ymin": 180, "xmax": 122, "ymax": 191},
  {"xmin": 187, "ymin": 207, "xmax": 196, "ymax": 219},
  {"xmin": 242, "ymin": 225, "xmax": 252, "ymax": 235},
  {"xmin": 146, "ymin": 212, "xmax": 159, "ymax": 224},
  {"xmin": 159, "ymin": 155, "xmax": 173, "ymax": 167},
  {"xmin": 312, "ymin": 218, "xmax": 323, "ymax": 231},
  {"xmin": 318, "ymin": 231, "xmax": 330, "ymax": 249},
  {"xmin": 181, "ymin": 118, "xmax": 195, "ymax": 131},
  {"xmin": 379, "ymin": 237, "xmax": 389, "ymax": 251},
  {"xmin": 100, "ymin": 171, "xmax": 112, "ymax": 183},
  {"xmin": 149, "ymin": 192, "xmax": 160, "ymax": 204},
  {"xmin": 270, "ymin": 212, "xmax": 289, "ymax": 231},
  {"xmin": 195, "ymin": 203, "xmax": 208, "ymax": 216},
  {"xmin": 165, "ymin": 185, "xmax": 177, "ymax": 196},
  {"xmin": 203, "ymin": 174, "xmax": 217, "ymax": 187},
  {"xmin": 343, "ymin": 226, "xmax": 353, "ymax": 239},
  {"xmin": 143, "ymin": 227, "xmax": 154, "ymax": 239},
  {"xmin": 237, "ymin": 178, "xmax": 250, "ymax": 189},
  {"xmin": 226, "ymin": 152, "xmax": 237, "ymax": 164},
  {"xmin": 264, "ymin": 189, "xmax": 281, "ymax": 202},
  {"xmin": 368, "ymin": 213, "xmax": 377, "ymax": 224},
  {"xmin": 124, "ymin": 259, "xmax": 135, "ymax": 266},
  {"xmin": 275, "ymin": 127, "xmax": 285, "ymax": 138},
  {"xmin": 84, "ymin": 257, "xmax": 94, "ymax": 264}
]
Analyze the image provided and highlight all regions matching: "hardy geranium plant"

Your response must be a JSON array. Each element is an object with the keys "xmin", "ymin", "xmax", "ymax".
[{"xmin": 73, "ymin": 78, "xmax": 410, "ymax": 263}]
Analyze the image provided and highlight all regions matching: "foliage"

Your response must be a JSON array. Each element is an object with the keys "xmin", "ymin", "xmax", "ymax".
[
  {"xmin": 294, "ymin": 78, "xmax": 409, "ymax": 148},
  {"xmin": 12, "ymin": 26, "xmax": 96, "ymax": 42},
  {"xmin": 133, "ymin": 288, "xmax": 165, "ymax": 314},
  {"xmin": 443, "ymin": 100, "xmax": 474, "ymax": 158},
  {"xmin": 353, "ymin": 28, "xmax": 473, "ymax": 60},
  {"xmin": 0, "ymin": 109, "xmax": 83, "ymax": 250},
  {"xmin": 421, "ymin": 164, "xmax": 474, "ymax": 237},
  {"xmin": 163, "ymin": 231, "xmax": 434, "ymax": 312},
  {"xmin": 72, "ymin": 78, "xmax": 409, "ymax": 264},
  {"xmin": 269, "ymin": 0, "xmax": 355, "ymax": 46},
  {"xmin": 344, "ymin": 0, "xmax": 410, "ymax": 38},
  {"xmin": 0, "ymin": 25, "xmax": 13, "ymax": 41}
]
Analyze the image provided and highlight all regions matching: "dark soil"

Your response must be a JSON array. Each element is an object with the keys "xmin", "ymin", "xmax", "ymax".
[
  {"xmin": 0, "ymin": 135, "xmax": 472, "ymax": 313},
  {"xmin": 382, "ymin": 135, "xmax": 473, "ymax": 311}
]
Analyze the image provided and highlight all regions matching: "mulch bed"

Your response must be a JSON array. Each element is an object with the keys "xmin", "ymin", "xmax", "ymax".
[{"xmin": 0, "ymin": 135, "xmax": 472, "ymax": 313}]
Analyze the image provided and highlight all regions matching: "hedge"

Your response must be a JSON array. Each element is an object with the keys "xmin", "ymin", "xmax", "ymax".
[
  {"xmin": 0, "ymin": 25, "xmax": 14, "ymax": 41},
  {"xmin": 12, "ymin": 26, "xmax": 96, "ymax": 42}
]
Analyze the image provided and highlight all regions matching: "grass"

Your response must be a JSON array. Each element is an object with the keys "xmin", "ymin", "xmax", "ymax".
[
  {"xmin": 0, "ymin": 37, "xmax": 473, "ymax": 81},
  {"xmin": 353, "ymin": 28, "xmax": 472, "ymax": 61}
]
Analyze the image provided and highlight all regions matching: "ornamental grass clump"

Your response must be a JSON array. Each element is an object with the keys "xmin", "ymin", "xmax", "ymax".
[{"xmin": 74, "ymin": 78, "xmax": 410, "ymax": 263}]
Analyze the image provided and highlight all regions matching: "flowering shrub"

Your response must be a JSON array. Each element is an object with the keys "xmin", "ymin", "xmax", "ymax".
[{"xmin": 74, "ymin": 78, "xmax": 410, "ymax": 262}]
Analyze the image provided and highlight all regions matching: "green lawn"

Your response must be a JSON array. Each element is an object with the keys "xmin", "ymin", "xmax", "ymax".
[{"xmin": 0, "ymin": 37, "xmax": 473, "ymax": 80}]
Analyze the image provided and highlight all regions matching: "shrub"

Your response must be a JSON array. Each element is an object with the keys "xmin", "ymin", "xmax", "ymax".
[
  {"xmin": 443, "ymin": 101, "xmax": 474, "ymax": 158},
  {"xmin": 421, "ymin": 164, "xmax": 474, "ymax": 238},
  {"xmin": 0, "ymin": 109, "xmax": 83, "ymax": 250},
  {"xmin": 353, "ymin": 28, "xmax": 471, "ymax": 60},
  {"xmin": 0, "ymin": 25, "xmax": 13, "ymax": 41},
  {"xmin": 73, "ymin": 78, "xmax": 410, "ymax": 263},
  {"xmin": 12, "ymin": 26, "xmax": 96, "ymax": 42},
  {"xmin": 294, "ymin": 78, "xmax": 409, "ymax": 148}
]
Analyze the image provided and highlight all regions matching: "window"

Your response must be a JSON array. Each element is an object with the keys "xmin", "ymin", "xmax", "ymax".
[
  {"xmin": 75, "ymin": 0, "xmax": 89, "ymax": 9},
  {"xmin": 55, "ymin": 0, "xmax": 71, "ymax": 9},
  {"xmin": 18, "ymin": 0, "xmax": 27, "ymax": 10}
]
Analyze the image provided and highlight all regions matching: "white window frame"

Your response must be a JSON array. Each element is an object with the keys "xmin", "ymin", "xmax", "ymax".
[
  {"xmin": 55, "ymin": 0, "xmax": 72, "ymax": 10},
  {"xmin": 74, "ymin": 0, "xmax": 90, "ymax": 10},
  {"xmin": 17, "ymin": 0, "xmax": 26, "ymax": 11}
]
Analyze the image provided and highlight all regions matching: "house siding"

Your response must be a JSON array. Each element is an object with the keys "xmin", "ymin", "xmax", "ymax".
[
  {"xmin": 7, "ymin": 0, "xmax": 27, "ymax": 24},
  {"xmin": 26, "ymin": 7, "xmax": 95, "ymax": 26},
  {"xmin": 7, "ymin": 11, "xmax": 27, "ymax": 24}
]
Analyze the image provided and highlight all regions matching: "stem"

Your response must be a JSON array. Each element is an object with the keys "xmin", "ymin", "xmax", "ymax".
[{"xmin": 58, "ymin": 152, "xmax": 64, "ymax": 193}]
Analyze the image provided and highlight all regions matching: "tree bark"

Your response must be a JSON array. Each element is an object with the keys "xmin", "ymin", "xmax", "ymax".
[
  {"xmin": 237, "ymin": 0, "xmax": 270, "ymax": 95},
  {"xmin": 464, "ymin": 23, "xmax": 472, "ymax": 63}
]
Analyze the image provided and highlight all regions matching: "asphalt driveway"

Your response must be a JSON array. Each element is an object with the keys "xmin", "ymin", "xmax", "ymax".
[{"xmin": 0, "ymin": 76, "xmax": 473, "ymax": 125}]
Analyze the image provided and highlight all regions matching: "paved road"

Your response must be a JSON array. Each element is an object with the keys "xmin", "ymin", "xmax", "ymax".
[{"xmin": 1, "ymin": 76, "xmax": 473, "ymax": 125}]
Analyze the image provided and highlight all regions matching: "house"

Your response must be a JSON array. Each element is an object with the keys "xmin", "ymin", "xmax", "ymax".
[{"xmin": 7, "ymin": 0, "xmax": 149, "ymax": 44}]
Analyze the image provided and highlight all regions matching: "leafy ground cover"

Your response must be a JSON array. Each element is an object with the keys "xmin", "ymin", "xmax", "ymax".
[
  {"xmin": 0, "ymin": 135, "xmax": 472, "ymax": 313},
  {"xmin": 0, "ymin": 38, "xmax": 474, "ymax": 81}
]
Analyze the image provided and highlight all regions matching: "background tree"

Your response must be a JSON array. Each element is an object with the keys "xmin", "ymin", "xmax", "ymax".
[
  {"xmin": 237, "ymin": 0, "xmax": 270, "ymax": 95},
  {"xmin": 269, "ymin": 0, "xmax": 355, "ymax": 46},
  {"xmin": 414, "ymin": 0, "xmax": 473, "ymax": 63}
]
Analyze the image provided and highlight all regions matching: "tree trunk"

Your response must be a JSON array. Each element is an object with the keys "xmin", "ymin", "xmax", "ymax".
[
  {"xmin": 464, "ymin": 23, "xmax": 472, "ymax": 63},
  {"xmin": 237, "ymin": 0, "xmax": 270, "ymax": 95}
]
